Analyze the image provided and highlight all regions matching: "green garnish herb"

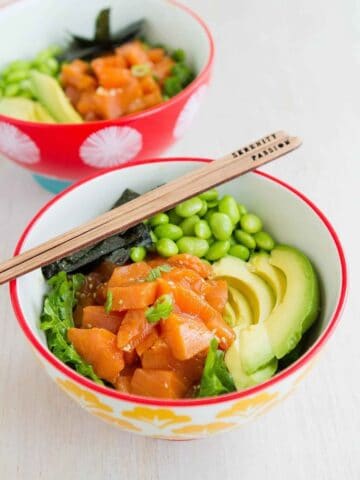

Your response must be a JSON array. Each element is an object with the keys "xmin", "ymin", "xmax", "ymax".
[
  {"xmin": 146, "ymin": 294, "xmax": 173, "ymax": 324},
  {"xmin": 40, "ymin": 271, "xmax": 103, "ymax": 384},
  {"xmin": 146, "ymin": 264, "xmax": 172, "ymax": 281},
  {"xmin": 131, "ymin": 63, "xmax": 152, "ymax": 77},
  {"xmin": 197, "ymin": 338, "xmax": 236, "ymax": 397},
  {"xmin": 104, "ymin": 290, "xmax": 113, "ymax": 313}
]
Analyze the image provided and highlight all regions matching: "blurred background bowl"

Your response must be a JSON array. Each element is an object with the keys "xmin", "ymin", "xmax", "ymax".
[
  {"xmin": 0, "ymin": 0, "xmax": 214, "ymax": 192},
  {"xmin": 10, "ymin": 159, "xmax": 347, "ymax": 440}
]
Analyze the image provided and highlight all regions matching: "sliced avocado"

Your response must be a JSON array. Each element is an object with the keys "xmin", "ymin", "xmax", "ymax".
[
  {"xmin": 0, "ymin": 97, "xmax": 37, "ymax": 121},
  {"xmin": 0, "ymin": 97, "xmax": 56, "ymax": 123},
  {"xmin": 225, "ymin": 326, "xmax": 278, "ymax": 390},
  {"xmin": 223, "ymin": 302, "xmax": 237, "ymax": 327},
  {"xmin": 249, "ymin": 252, "xmax": 286, "ymax": 308},
  {"xmin": 213, "ymin": 256, "xmax": 275, "ymax": 324},
  {"xmin": 240, "ymin": 245, "xmax": 320, "ymax": 374},
  {"xmin": 34, "ymin": 102, "xmax": 56, "ymax": 123},
  {"xmin": 30, "ymin": 70, "xmax": 83, "ymax": 123},
  {"xmin": 269, "ymin": 245, "xmax": 320, "ymax": 344},
  {"xmin": 228, "ymin": 286, "xmax": 253, "ymax": 328}
]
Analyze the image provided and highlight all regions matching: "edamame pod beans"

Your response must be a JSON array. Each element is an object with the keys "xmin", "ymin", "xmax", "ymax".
[
  {"xmin": 218, "ymin": 195, "xmax": 240, "ymax": 225},
  {"xmin": 130, "ymin": 246, "xmax": 147, "ymax": 262},
  {"xmin": 175, "ymin": 197, "xmax": 203, "ymax": 217},
  {"xmin": 156, "ymin": 238, "xmax": 179, "ymax": 257},
  {"xmin": 154, "ymin": 223, "xmax": 183, "ymax": 241},
  {"xmin": 199, "ymin": 189, "xmax": 218, "ymax": 201},
  {"xmin": 206, "ymin": 240, "xmax": 231, "ymax": 261},
  {"xmin": 198, "ymin": 200, "xmax": 208, "ymax": 217},
  {"xmin": 234, "ymin": 229, "xmax": 256, "ymax": 249},
  {"xmin": 149, "ymin": 212, "xmax": 169, "ymax": 227},
  {"xmin": 240, "ymin": 213, "xmax": 263, "ymax": 234},
  {"xmin": 237, "ymin": 203, "xmax": 247, "ymax": 216},
  {"xmin": 180, "ymin": 215, "xmax": 200, "ymax": 236},
  {"xmin": 194, "ymin": 220, "xmax": 212, "ymax": 239},
  {"xmin": 229, "ymin": 244, "xmax": 250, "ymax": 261},
  {"xmin": 177, "ymin": 237, "xmax": 209, "ymax": 257},
  {"xmin": 210, "ymin": 212, "xmax": 233, "ymax": 240},
  {"xmin": 253, "ymin": 231, "xmax": 275, "ymax": 251}
]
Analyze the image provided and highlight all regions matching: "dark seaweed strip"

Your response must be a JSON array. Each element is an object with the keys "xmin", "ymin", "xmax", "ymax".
[
  {"xmin": 95, "ymin": 8, "xmax": 111, "ymax": 44},
  {"xmin": 42, "ymin": 191, "xmax": 152, "ymax": 280},
  {"xmin": 112, "ymin": 188, "xmax": 140, "ymax": 208},
  {"xmin": 58, "ymin": 18, "xmax": 145, "ymax": 62}
]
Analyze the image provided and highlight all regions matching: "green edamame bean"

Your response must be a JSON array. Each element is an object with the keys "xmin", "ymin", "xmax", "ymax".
[
  {"xmin": 154, "ymin": 223, "xmax": 183, "ymax": 241},
  {"xmin": 218, "ymin": 195, "xmax": 240, "ymax": 225},
  {"xmin": 234, "ymin": 229, "xmax": 256, "ymax": 249},
  {"xmin": 177, "ymin": 237, "xmax": 209, "ymax": 257},
  {"xmin": 175, "ymin": 196, "xmax": 203, "ymax": 217},
  {"xmin": 209, "ymin": 212, "xmax": 233, "ymax": 240},
  {"xmin": 37, "ymin": 63, "xmax": 54, "ymax": 76},
  {"xmin": 5, "ymin": 69, "xmax": 29, "ymax": 83},
  {"xmin": 130, "ymin": 246, "xmax": 147, "ymax": 262},
  {"xmin": 194, "ymin": 220, "xmax": 212, "ymax": 239},
  {"xmin": 4, "ymin": 83, "xmax": 20, "ymax": 97},
  {"xmin": 240, "ymin": 213, "xmax": 263, "ymax": 234},
  {"xmin": 180, "ymin": 215, "xmax": 200, "ymax": 235},
  {"xmin": 207, "ymin": 200, "xmax": 218, "ymax": 208},
  {"xmin": 206, "ymin": 240, "xmax": 231, "ymax": 261},
  {"xmin": 156, "ymin": 238, "xmax": 179, "ymax": 257},
  {"xmin": 198, "ymin": 200, "xmax": 208, "ymax": 217},
  {"xmin": 253, "ymin": 231, "xmax": 275, "ymax": 251},
  {"xmin": 229, "ymin": 235, "xmax": 237, "ymax": 246},
  {"xmin": 149, "ymin": 212, "xmax": 169, "ymax": 227},
  {"xmin": 150, "ymin": 230, "xmax": 158, "ymax": 243},
  {"xmin": 204, "ymin": 208, "xmax": 216, "ymax": 223},
  {"xmin": 167, "ymin": 209, "xmax": 182, "ymax": 225},
  {"xmin": 199, "ymin": 188, "xmax": 218, "ymax": 201},
  {"xmin": 8, "ymin": 60, "xmax": 31, "ymax": 72},
  {"xmin": 45, "ymin": 57, "xmax": 59, "ymax": 74},
  {"xmin": 229, "ymin": 244, "xmax": 250, "ymax": 261},
  {"xmin": 237, "ymin": 203, "xmax": 248, "ymax": 216},
  {"xmin": 18, "ymin": 90, "xmax": 32, "ymax": 99},
  {"xmin": 19, "ymin": 79, "xmax": 35, "ymax": 96}
]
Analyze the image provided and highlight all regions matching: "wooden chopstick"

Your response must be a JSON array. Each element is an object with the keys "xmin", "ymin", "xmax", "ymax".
[{"xmin": 0, "ymin": 131, "xmax": 301, "ymax": 284}]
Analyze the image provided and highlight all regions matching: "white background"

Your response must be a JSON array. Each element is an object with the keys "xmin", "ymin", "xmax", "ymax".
[{"xmin": 0, "ymin": 1, "xmax": 359, "ymax": 479}]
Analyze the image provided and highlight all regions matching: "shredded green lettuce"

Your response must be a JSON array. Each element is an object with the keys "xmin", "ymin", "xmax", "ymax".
[
  {"xmin": 198, "ymin": 338, "xmax": 236, "ymax": 397},
  {"xmin": 40, "ymin": 271, "xmax": 103, "ymax": 384}
]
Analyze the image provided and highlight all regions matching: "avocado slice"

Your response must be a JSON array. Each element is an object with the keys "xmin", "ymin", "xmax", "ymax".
[
  {"xmin": 249, "ymin": 252, "xmax": 286, "ymax": 308},
  {"xmin": 228, "ymin": 286, "xmax": 253, "ymax": 328},
  {"xmin": 213, "ymin": 256, "xmax": 275, "ymax": 324},
  {"xmin": 239, "ymin": 245, "xmax": 320, "ymax": 374},
  {"xmin": 223, "ymin": 301, "xmax": 237, "ymax": 327},
  {"xmin": 34, "ymin": 102, "xmax": 56, "ymax": 123},
  {"xmin": 30, "ymin": 70, "xmax": 83, "ymax": 123},
  {"xmin": 225, "ymin": 326, "xmax": 278, "ymax": 390}
]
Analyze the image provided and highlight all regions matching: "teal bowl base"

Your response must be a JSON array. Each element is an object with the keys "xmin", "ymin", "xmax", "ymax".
[{"xmin": 32, "ymin": 174, "xmax": 73, "ymax": 194}]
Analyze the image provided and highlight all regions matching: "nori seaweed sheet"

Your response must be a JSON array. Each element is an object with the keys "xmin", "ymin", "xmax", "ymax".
[{"xmin": 42, "ymin": 189, "xmax": 152, "ymax": 280}]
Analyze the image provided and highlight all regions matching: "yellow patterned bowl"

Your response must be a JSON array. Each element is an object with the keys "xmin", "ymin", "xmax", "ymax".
[{"xmin": 10, "ymin": 158, "xmax": 347, "ymax": 440}]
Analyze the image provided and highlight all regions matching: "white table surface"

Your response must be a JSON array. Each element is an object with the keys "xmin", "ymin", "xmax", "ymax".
[{"xmin": 0, "ymin": 1, "xmax": 359, "ymax": 479}]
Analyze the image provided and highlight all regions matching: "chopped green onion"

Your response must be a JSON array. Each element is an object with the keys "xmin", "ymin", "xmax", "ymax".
[
  {"xmin": 146, "ymin": 294, "xmax": 173, "ymax": 324},
  {"xmin": 146, "ymin": 264, "xmax": 172, "ymax": 281},
  {"xmin": 172, "ymin": 49, "xmax": 186, "ymax": 62},
  {"xmin": 131, "ymin": 63, "xmax": 151, "ymax": 77}
]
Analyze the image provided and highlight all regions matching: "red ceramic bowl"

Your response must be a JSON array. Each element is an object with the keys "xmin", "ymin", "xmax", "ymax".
[{"xmin": 0, "ymin": 0, "xmax": 214, "ymax": 192}]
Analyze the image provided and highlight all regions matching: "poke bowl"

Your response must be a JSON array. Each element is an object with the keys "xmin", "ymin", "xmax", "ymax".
[
  {"xmin": 0, "ymin": 0, "xmax": 214, "ymax": 192},
  {"xmin": 10, "ymin": 158, "xmax": 347, "ymax": 440}
]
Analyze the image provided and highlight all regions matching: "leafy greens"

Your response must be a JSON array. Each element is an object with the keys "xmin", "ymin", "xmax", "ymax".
[
  {"xmin": 197, "ymin": 338, "xmax": 236, "ymax": 397},
  {"xmin": 40, "ymin": 271, "xmax": 103, "ymax": 384}
]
